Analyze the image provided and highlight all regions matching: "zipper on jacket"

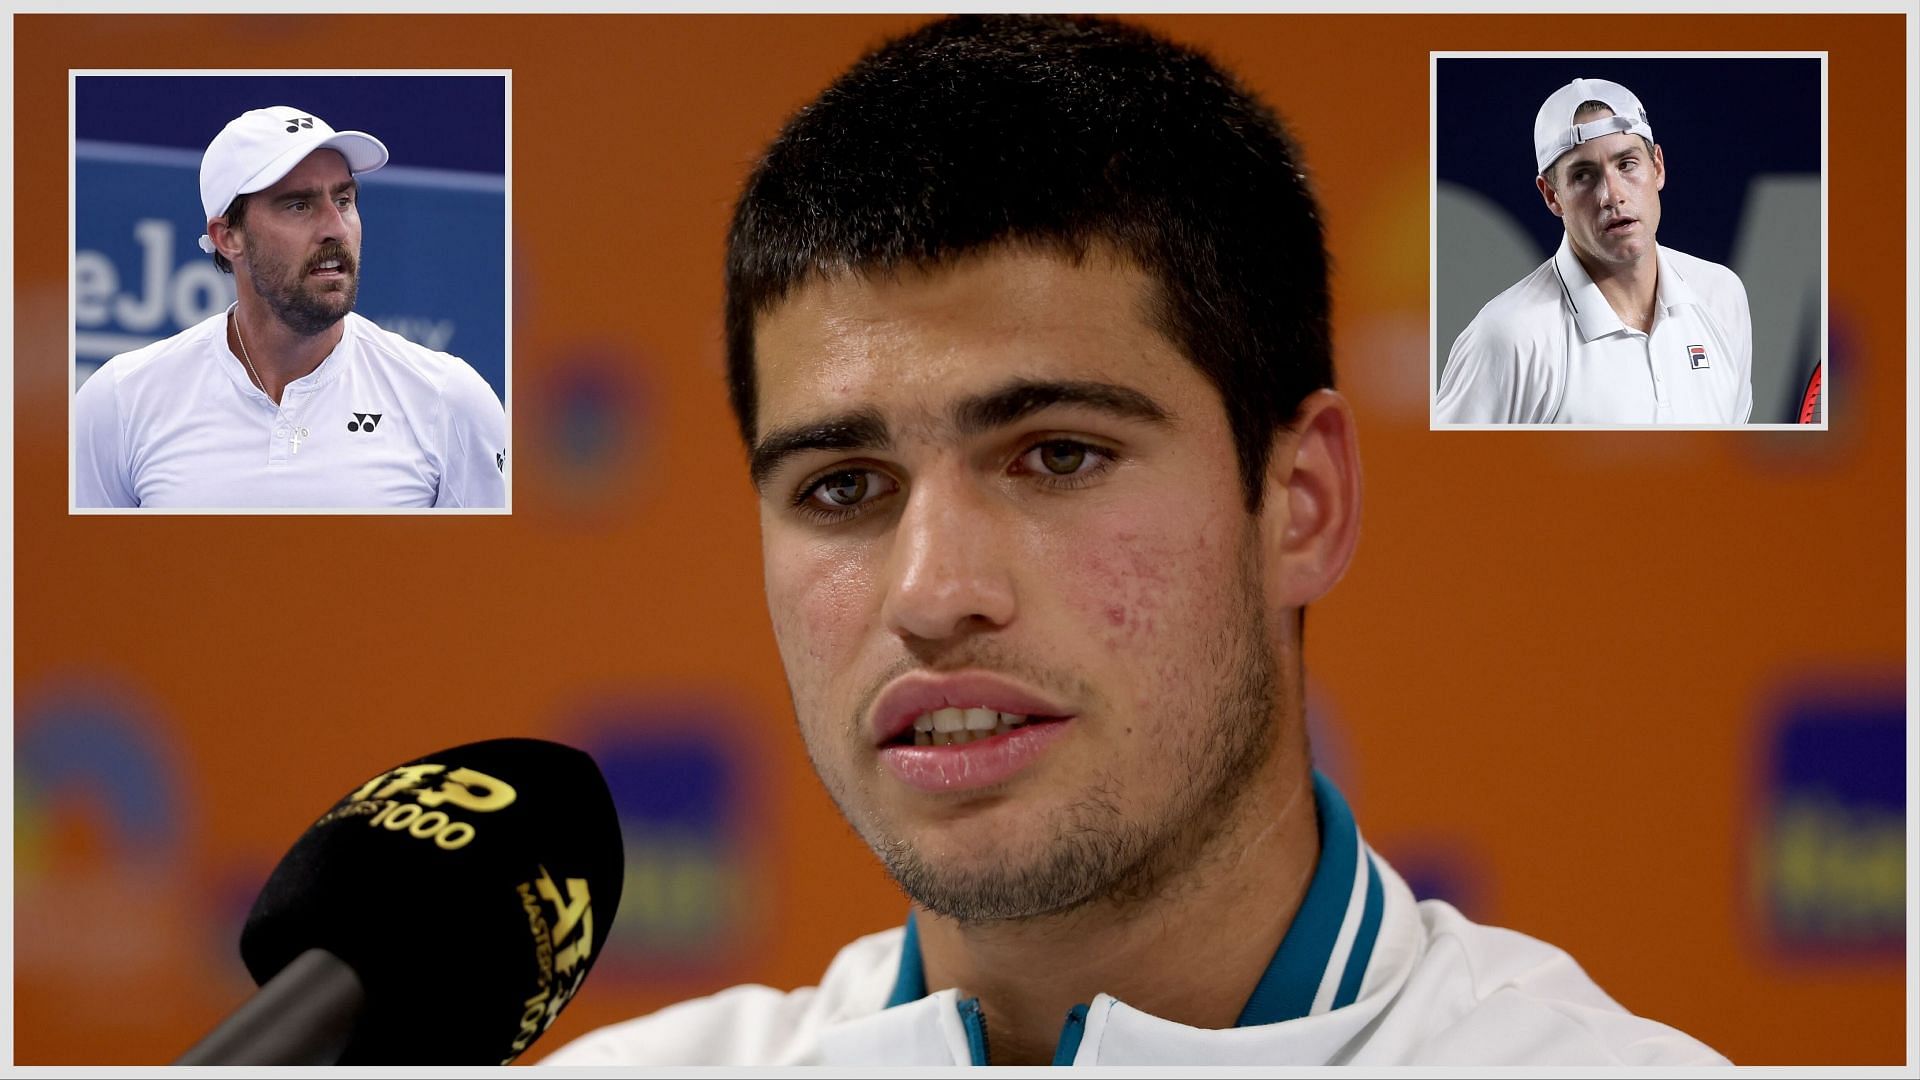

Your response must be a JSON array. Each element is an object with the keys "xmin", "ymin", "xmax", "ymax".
[
  {"xmin": 1050, "ymin": 1003, "xmax": 1090, "ymax": 1065},
  {"xmin": 958, "ymin": 996, "xmax": 991, "ymax": 1065}
]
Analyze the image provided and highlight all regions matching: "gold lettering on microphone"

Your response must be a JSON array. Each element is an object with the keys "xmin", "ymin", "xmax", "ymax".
[
  {"xmin": 347, "ymin": 763, "xmax": 445, "ymax": 802},
  {"xmin": 415, "ymin": 767, "xmax": 518, "ymax": 813},
  {"xmin": 507, "ymin": 868, "xmax": 597, "ymax": 1061}
]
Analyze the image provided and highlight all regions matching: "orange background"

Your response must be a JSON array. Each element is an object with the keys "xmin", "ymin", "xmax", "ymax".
[{"xmin": 12, "ymin": 13, "xmax": 1910, "ymax": 1066}]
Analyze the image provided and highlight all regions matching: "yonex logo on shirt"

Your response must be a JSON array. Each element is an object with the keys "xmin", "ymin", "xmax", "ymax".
[
  {"xmin": 348, "ymin": 412, "xmax": 384, "ymax": 433},
  {"xmin": 285, "ymin": 116, "xmax": 315, "ymax": 133}
]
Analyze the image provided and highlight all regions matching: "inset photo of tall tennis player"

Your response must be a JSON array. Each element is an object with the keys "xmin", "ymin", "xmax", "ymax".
[
  {"xmin": 70, "ymin": 72, "xmax": 511, "ymax": 510},
  {"xmin": 1431, "ymin": 55, "xmax": 1823, "ymax": 428}
]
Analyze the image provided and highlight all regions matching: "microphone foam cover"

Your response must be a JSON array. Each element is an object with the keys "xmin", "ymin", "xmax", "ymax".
[{"xmin": 240, "ymin": 738, "xmax": 624, "ymax": 1064}]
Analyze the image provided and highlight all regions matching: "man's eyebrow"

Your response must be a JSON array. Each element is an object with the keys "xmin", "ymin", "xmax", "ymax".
[
  {"xmin": 1572, "ymin": 146, "xmax": 1641, "ymax": 174},
  {"xmin": 953, "ymin": 378, "xmax": 1173, "ymax": 435},
  {"xmin": 749, "ymin": 408, "xmax": 890, "ymax": 489},
  {"xmin": 274, "ymin": 179, "xmax": 358, "ymax": 203},
  {"xmin": 747, "ymin": 380, "xmax": 1170, "ymax": 490}
]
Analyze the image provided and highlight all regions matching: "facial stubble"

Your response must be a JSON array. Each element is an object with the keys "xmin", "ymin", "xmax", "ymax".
[
  {"xmin": 243, "ymin": 233, "xmax": 360, "ymax": 338},
  {"xmin": 800, "ymin": 528, "xmax": 1280, "ymax": 925}
]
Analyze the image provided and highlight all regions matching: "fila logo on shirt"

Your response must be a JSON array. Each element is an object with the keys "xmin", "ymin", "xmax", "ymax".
[
  {"xmin": 1688, "ymin": 345, "xmax": 1710, "ymax": 370},
  {"xmin": 285, "ymin": 116, "xmax": 315, "ymax": 133},
  {"xmin": 348, "ymin": 412, "xmax": 384, "ymax": 433}
]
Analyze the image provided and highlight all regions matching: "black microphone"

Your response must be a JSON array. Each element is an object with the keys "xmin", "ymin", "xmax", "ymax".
[{"xmin": 176, "ymin": 738, "xmax": 624, "ymax": 1065}]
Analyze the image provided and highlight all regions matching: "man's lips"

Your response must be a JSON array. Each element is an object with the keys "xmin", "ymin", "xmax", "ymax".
[
  {"xmin": 880, "ymin": 720, "xmax": 1075, "ymax": 794},
  {"xmin": 1603, "ymin": 216, "xmax": 1640, "ymax": 234},
  {"xmin": 868, "ymin": 671, "xmax": 1074, "ymax": 747}
]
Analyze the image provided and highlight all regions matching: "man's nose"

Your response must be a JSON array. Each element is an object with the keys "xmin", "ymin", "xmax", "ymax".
[
  {"xmin": 1597, "ymin": 169, "xmax": 1624, "ymax": 210},
  {"xmin": 879, "ymin": 472, "xmax": 1017, "ymax": 643},
  {"xmin": 315, "ymin": 199, "xmax": 349, "ymax": 242}
]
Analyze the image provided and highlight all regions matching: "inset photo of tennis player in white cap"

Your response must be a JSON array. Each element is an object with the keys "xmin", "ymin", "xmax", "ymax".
[
  {"xmin": 1431, "ymin": 57, "xmax": 1824, "ymax": 428},
  {"xmin": 71, "ymin": 74, "xmax": 510, "ymax": 509}
]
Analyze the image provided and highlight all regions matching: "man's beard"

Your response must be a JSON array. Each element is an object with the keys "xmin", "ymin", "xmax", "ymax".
[
  {"xmin": 245, "ymin": 238, "xmax": 359, "ymax": 337},
  {"xmin": 809, "ymin": 530, "xmax": 1280, "ymax": 926}
]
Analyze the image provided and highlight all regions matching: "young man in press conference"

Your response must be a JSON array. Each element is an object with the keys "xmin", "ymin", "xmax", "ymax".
[{"xmin": 545, "ymin": 16, "xmax": 1728, "ymax": 1066}]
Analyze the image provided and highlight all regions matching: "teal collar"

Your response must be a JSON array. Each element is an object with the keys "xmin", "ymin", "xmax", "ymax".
[{"xmin": 884, "ymin": 770, "xmax": 1385, "ymax": 1032}]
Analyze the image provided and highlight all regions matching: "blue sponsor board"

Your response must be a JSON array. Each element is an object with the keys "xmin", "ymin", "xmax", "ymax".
[
  {"xmin": 75, "ymin": 148, "xmax": 506, "ymax": 400},
  {"xmin": 1752, "ymin": 684, "xmax": 1904, "ymax": 957},
  {"xmin": 72, "ymin": 74, "xmax": 506, "ymax": 400},
  {"xmin": 577, "ymin": 704, "xmax": 764, "ymax": 981}
]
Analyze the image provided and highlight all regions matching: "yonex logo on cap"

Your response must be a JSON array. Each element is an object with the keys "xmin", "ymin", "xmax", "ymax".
[
  {"xmin": 349, "ymin": 412, "xmax": 384, "ymax": 432},
  {"xmin": 196, "ymin": 107, "xmax": 390, "ymax": 252}
]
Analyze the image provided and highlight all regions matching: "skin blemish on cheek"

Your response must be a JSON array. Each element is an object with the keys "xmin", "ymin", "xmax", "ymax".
[{"xmin": 1106, "ymin": 605, "xmax": 1126, "ymax": 627}]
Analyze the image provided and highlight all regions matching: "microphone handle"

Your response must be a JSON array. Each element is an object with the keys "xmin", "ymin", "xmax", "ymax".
[{"xmin": 174, "ymin": 947, "xmax": 366, "ymax": 1065}]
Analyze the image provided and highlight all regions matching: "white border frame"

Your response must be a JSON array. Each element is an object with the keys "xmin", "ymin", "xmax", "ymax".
[
  {"xmin": 1427, "ymin": 50, "xmax": 1829, "ymax": 432},
  {"xmin": 65, "ymin": 68, "xmax": 515, "ymax": 515}
]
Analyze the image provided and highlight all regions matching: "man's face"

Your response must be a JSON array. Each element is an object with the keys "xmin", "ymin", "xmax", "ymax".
[
  {"xmin": 751, "ymin": 246, "xmax": 1284, "ymax": 923},
  {"xmin": 1538, "ymin": 114, "xmax": 1665, "ymax": 274},
  {"xmin": 234, "ymin": 149, "xmax": 362, "ymax": 335}
]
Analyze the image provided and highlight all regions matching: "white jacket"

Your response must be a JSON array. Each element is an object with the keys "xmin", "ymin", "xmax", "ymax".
[{"xmin": 542, "ymin": 775, "xmax": 1728, "ymax": 1066}]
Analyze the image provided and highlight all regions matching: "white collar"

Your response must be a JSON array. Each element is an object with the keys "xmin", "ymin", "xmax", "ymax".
[
  {"xmin": 821, "ymin": 772, "xmax": 1403, "ymax": 1065},
  {"xmin": 1552, "ymin": 235, "xmax": 1701, "ymax": 342}
]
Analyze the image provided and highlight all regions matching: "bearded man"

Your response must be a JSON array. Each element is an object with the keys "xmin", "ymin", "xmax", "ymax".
[{"xmin": 74, "ymin": 105, "xmax": 506, "ymax": 508}]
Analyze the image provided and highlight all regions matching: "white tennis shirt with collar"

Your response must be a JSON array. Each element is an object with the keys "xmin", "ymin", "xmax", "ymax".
[
  {"xmin": 1436, "ymin": 236, "xmax": 1753, "ymax": 425},
  {"xmin": 538, "ymin": 774, "xmax": 1727, "ymax": 1067},
  {"xmin": 74, "ymin": 308, "xmax": 506, "ymax": 508}
]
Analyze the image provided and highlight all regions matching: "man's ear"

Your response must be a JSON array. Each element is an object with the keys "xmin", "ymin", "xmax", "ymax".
[
  {"xmin": 1536, "ymin": 173, "xmax": 1565, "ymax": 218},
  {"xmin": 1258, "ymin": 388, "xmax": 1362, "ymax": 614},
  {"xmin": 208, "ymin": 217, "xmax": 244, "ymax": 264},
  {"xmin": 1651, "ymin": 143, "xmax": 1666, "ymax": 192}
]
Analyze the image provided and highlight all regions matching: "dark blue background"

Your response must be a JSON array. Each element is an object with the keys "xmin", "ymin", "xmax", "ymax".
[
  {"xmin": 1436, "ymin": 57, "xmax": 1820, "ymax": 264},
  {"xmin": 75, "ymin": 74, "xmax": 505, "ymax": 173}
]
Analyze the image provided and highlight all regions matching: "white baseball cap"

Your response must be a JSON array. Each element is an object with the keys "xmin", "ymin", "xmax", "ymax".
[
  {"xmin": 197, "ymin": 105, "xmax": 388, "ymax": 254},
  {"xmin": 1532, "ymin": 77, "xmax": 1654, "ymax": 176}
]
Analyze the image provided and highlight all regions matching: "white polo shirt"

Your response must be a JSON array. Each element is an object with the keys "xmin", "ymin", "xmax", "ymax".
[
  {"xmin": 1436, "ymin": 237, "xmax": 1752, "ymax": 425},
  {"xmin": 74, "ymin": 309, "xmax": 506, "ymax": 508},
  {"xmin": 538, "ymin": 774, "xmax": 1727, "ymax": 1067}
]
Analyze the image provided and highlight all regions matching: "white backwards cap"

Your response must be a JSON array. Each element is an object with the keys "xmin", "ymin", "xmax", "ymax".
[{"xmin": 1532, "ymin": 77, "xmax": 1654, "ymax": 176}]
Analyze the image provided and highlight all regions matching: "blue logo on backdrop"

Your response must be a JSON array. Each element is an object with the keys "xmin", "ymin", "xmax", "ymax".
[
  {"xmin": 16, "ymin": 689, "xmax": 185, "ymax": 865},
  {"xmin": 577, "ymin": 704, "xmax": 763, "ymax": 981},
  {"xmin": 73, "ymin": 144, "xmax": 505, "ymax": 400},
  {"xmin": 1751, "ymin": 682, "xmax": 1904, "ymax": 957},
  {"xmin": 537, "ymin": 346, "xmax": 653, "ymax": 514}
]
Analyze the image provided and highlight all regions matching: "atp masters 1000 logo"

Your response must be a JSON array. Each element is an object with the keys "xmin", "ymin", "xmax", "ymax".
[
  {"xmin": 320, "ymin": 762, "xmax": 520, "ymax": 851},
  {"xmin": 509, "ymin": 867, "xmax": 595, "ymax": 1062}
]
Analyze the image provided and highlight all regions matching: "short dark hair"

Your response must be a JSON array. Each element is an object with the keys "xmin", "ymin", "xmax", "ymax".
[
  {"xmin": 724, "ymin": 14, "xmax": 1332, "ymax": 511},
  {"xmin": 210, "ymin": 193, "xmax": 250, "ymax": 274}
]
